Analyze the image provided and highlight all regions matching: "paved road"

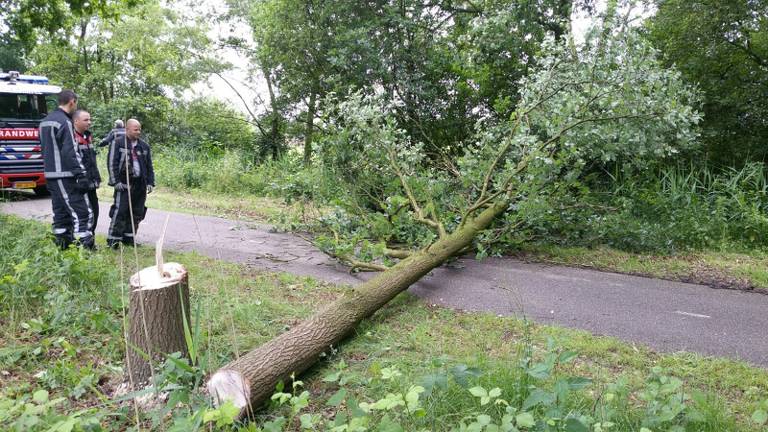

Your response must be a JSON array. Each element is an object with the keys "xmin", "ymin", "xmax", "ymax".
[{"xmin": 3, "ymin": 195, "xmax": 768, "ymax": 367}]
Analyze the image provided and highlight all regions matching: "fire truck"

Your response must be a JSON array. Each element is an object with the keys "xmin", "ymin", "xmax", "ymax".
[{"xmin": 0, "ymin": 71, "xmax": 62, "ymax": 195}]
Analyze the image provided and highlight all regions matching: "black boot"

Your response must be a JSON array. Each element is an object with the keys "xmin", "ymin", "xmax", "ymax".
[
  {"xmin": 79, "ymin": 235, "xmax": 96, "ymax": 251},
  {"xmin": 53, "ymin": 233, "xmax": 73, "ymax": 250}
]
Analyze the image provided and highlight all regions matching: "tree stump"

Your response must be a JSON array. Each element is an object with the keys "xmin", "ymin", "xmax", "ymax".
[{"xmin": 126, "ymin": 262, "xmax": 190, "ymax": 387}]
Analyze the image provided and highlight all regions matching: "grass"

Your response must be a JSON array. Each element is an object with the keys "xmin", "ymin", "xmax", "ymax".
[
  {"xmin": 96, "ymin": 186, "xmax": 294, "ymax": 224},
  {"xmin": 516, "ymin": 245, "xmax": 768, "ymax": 293},
  {"xmin": 2, "ymin": 214, "xmax": 768, "ymax": 430}
]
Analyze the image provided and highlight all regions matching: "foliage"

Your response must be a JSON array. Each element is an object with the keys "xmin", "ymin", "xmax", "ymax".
[
  {"xmin": 647, "ymin": 0, "xmax": 768, "ymax": 164},
  {"xmin": 549, "ymin": 163, "xmax": 768, "ymax": 253},
  {"xmin": 0, "ymin": 0, "xmax": 143, "ymax": 54},
  {"xmin": 244, "ymin": 0, "xmax": 594, "ymax": 160},
  {"xmin": 27, "ymin": 0, "xmax": 214, "ymax": 103},
  {"xmin": 314, "ymin": 19, "xmax": 700, "ymax": 263}
]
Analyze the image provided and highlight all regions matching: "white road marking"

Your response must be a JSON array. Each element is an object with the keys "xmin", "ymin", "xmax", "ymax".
[{"xmin": 674, "ymin": 310, "xmax": 711, "ymax": 319}]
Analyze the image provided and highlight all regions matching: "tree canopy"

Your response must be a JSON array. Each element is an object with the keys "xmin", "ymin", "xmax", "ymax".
[{"xmin": 647, "ymin": 0, "xmax": 768, "ymax": 164}]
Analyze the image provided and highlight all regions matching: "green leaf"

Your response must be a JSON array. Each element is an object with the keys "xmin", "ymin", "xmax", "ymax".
[
  {"xmin": 33, "ymin": 390, "xmax": 49, "ymax": 404},
  {"xmin": 48, "ymin": 417, "xmax": 76, "ymax": 432},
  {"xmin": 420, "ymin": 373, "xmax": 448, "ymax": 395},
  {"xmin": 300, "ymin": 413, "xmax": 314, "ymax": 429},
  {"xmin": 323, "ymin": 371, "xmax": 342, "ymax": 383},
  {"xmin": 516, "ymin": 412, "xmax": 536, "ymax": 428},
  {"xmin": 564, "ymin": 418, "xmax": 589, "ymax": 432},
  {"xmin": 469, "ymin": 386, "xmax": 487, "ymax": 398},
  {"xmin": 217, "ymin": 400, "xmax": 240, "ymax": 426},
  {"xmin": 451, "ymin": 364, "xmax": 482, "ymax": 387},
  {"xmin": 405, "ymin": 385, "xmax": 424, "ymax": 412},
  {"xmin": 376, "ymin": 414, "xmax": 404, "ymax": 432},
  {"xmin": 526, "ymin": 362, "xmax": 551, "ymax": 379},
  {"xmin": 476, "ymin": 414, "xmax": 492, "ymax": 426},
  {"xmin": 522, "ymin": 389, "xmax": 554, "ymax": 410},
  {"xmin": 566, "ymin": 377, "xmax": 592, "ymax": 390},
  {"xmin": 752, "ymin": 409, "xmax": 768, "ymax": 425},
  {"xmin": 558, "ymin": 351, "xmax": 578, "ymax": 363},
  {"xmin": 326, "ymin": 388, "xmax": 347, "ymax": 407}
]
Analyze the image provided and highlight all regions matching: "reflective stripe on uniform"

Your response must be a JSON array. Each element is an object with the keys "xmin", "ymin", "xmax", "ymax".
[
  {"xmin": 56, "ymin": 179, "xmax": 80, "ymax": 238},
  {"xmin": 108, "ymin": 189, "xmax": 122, "ymax": 239},
  {"xmin": 39, "ymin": 121, "xmax": 62, "ymax": 129},
  {"xmin": 51, "ymin": 127, "xmax": 62, "ymax": 172},
  {"xmin": 82, "ymin": 191, "xmax": 94, "ymax": 233},
  {"xmin": 45, "ymin": 171, "xmax": 74, "ymax": 178}
]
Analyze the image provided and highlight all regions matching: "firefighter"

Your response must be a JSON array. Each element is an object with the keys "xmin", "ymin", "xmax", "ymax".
[
  {"xmin": 39, "ymin": 90, "xmax": 95, "ymax": 250},
  {"xmin": 106, "ymin": 118, "xmax": 155, "ymax": 248},
  {"xmin": 98, "ymin": 119, "xmax": 125, "ymax": 148},
  {"xmin": 73, "ymin": 109, "xmax": 101, "ymax": 235}
]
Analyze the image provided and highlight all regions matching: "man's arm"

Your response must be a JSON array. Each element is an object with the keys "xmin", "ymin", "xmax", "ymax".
[
  {"xmin": 98, "ymin": 129, "xmax": 114, "ymax": 148},
  {"xmin": 107, "ymin": 137, "xmax": 121, "ymax": 186},
  {"xmin": 59, "ymin": 120, "xmax": 86, "ymax": 178}
]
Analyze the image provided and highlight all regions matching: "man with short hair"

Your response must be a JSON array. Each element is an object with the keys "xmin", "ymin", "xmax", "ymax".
[
  {"xmin": 39, "ymin": 90, "xmax": 94, "ymax": 249},
  {"xmin": 73, "ymin": 109, "xmax": 101, "ymax": 235},
  {"xmin": 107, "ymin": 118, "xmax": 155, "ymax": 248}
]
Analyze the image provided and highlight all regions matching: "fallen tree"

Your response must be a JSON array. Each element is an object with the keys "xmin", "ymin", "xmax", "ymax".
[{"xmin": 207, "ymin": 22, "xmax": 701, "ymax": 416}]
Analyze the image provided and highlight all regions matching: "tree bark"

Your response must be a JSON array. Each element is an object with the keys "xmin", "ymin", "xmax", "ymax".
[
  {"xmin": 303, "ymin": 90, "xmax": 316, "ymax": 166},
  {"xmin": 207, "ymin": 199, "xmax": 508, "ymax": 417},
  {"xmin": 264, "ymin": 67, "xmax": 282, "ymax": 160},
  {"xmin": 126, "ymin": 263, "xmax": 190, "ymax": 387}
]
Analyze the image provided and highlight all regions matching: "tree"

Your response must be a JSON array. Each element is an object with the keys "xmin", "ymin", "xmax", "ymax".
[
  {"xmin": 0, "ymin": 0, "xmax": 143, "ymax": 58},
  {"xmin": 207, "ymin": 22, "xmax": 701, "ymax": 414},
  {"xmin": 647, "ymin": 0, "xmax": 768, "ymax": 164},
  {"xmin": 246, "ymin": 1, "xmax": 594, "ymax": 164}
]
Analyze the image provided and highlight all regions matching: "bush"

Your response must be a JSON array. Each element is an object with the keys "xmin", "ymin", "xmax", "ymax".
[{"xmin": 504, "ymin": 163, "xmax": 768, "ymax": 253}]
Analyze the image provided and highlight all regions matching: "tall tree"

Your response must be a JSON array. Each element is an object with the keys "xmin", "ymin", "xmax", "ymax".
[
  {"xmin": 647, "ymin": 0, "xmax": 768, "ymax": 164},
  {"xmin": 208, "ymin": 21, "xmax": 701, "ymax": 414},
  {"xmin": 247, "ymin": 1, "xmax": 592, "ymax": 163}
]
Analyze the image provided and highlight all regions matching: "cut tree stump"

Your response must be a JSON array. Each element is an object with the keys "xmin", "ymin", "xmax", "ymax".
[{"xmin": 126, "ymin": 262, "xmax": 190, "ymax": 387}]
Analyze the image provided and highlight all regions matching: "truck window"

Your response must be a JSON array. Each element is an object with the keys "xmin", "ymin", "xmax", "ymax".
[{"xmin": 0, "ymin": 93, "xmax": 49, "ymax": 120}]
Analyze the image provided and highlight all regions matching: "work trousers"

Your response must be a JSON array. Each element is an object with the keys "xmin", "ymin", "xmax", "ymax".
[
  {"xmin": 46, "ymin": 178, "xmax": 94, "ymax": 249},
  {"xmin": 107, "ymin": 177, "xmax": 147, "ymax": 246},
  {"xmin": 87, "ymin": 188, "xmax": 99, "ymax": 235}
]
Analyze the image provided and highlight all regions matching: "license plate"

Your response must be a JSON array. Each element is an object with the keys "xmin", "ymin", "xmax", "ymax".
[{"xmin": 13, "ymin": 181, "xmax": 37, "ymax": 189}]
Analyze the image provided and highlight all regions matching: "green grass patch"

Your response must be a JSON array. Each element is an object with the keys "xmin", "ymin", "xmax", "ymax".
[
  {"xmin": 2, "ymin": 214, "xmax": 767, "ymax": 431},
  {"xmin": 96, "ymin": 186, "xmax": 298, "ymax": 224},
  {"xmin": 517, "ymin": 245, "xmax": 768, "ymax": 292}
]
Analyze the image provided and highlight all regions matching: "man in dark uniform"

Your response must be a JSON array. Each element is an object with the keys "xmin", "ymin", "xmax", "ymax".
[
  {"xmin": 39, "ymin": 90, "xmax": 94, "ymax": 250},
  {"xmin": 73, "ymin": 109, "xmax": 101, "ymax": 235},
  {"xmin": 99, "ymin": 119, "xmax": 125, "ymax": 148},
  {"xmin": 106, "ymin": 118, "xmax": 155, "ymax": 248}
]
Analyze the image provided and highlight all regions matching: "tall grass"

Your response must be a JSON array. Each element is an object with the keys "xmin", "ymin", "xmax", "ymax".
[
  {"xmin": 152, "ymin": 148, "xmax": 333, "ymax": 203},
  {"xmin": 592, "ymin": 163, "xmax": 768, "ymax": 252}
]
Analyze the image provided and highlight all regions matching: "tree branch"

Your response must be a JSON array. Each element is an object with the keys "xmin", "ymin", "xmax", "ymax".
[{"xmin": 386, "ymin": 147, "xmax": 446, "ymax": 238}]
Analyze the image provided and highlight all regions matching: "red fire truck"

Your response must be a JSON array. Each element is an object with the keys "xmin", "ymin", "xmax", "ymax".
[{"xmin": 0, "ymin": 71, "xmax": 61, "ymax": 195}]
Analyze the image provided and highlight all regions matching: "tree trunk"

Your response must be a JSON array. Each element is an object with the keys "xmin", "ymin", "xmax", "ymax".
[
  {"xmin": 126, "ymin": 263, "xmax": 190, "ymax": 387},
  {"xmin": 207, "ymin": 200, "xmax": 508, "ymax": 417},
  {"xmin": 303, "ymin": 91, "xmax": 316, "ymax": 166},
  {"xmin": 264, "ymin": 68, "xmax": 282, "ymax": 160}
]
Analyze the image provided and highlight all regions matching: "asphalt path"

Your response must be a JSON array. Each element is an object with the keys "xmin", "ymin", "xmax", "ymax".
[{"xmin": 3, "ymin": 195, "xmax": 768, "ymax": 367}]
